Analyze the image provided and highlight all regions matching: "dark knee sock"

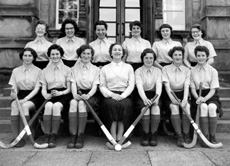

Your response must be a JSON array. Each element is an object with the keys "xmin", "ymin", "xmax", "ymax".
[
  {"xmin": 182, "ymin": 114, "xmax": 190, "ymax": 134},
  {"xmin": 11, "ymin": 115, "xmax": 20, "ymax": 137},
  {"xmin": 69, "ymin": 112, "xmax": 77, "ymax": 135},
  {"xmin": 209, "ymin": 116, "xmax": 217, "ymax": 135},
  {"xmin": 150, "ymin": 115, "xmax": 160, "ymax": 133},
  {"xmin": 51, "ymin": 116, "xmax": 61, "ymax": 134},
  {"xmin": 171, "ymin": 114, "xmax": 181, "ymax": 134},
  {"xmin": 142, "ymin": 115, "xmax": 150, "ymax": 133},
  {"xmin": 78, "ymin": 112, "xmax": 87, "ymax": 134},
  {"xmin": 43, "ymin": 115, "xmax": 52, "ymax": 134},
  {"xmin": 200, "ymin": 117, "xmax": 209, "ymax": 136},
  {"xmin": 20, "ymin": 115, "xmax": 30, "ymax": 131}
]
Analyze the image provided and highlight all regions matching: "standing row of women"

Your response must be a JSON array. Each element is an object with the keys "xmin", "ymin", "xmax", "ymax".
[{"xmin": 9, "ymin": 18, "xmax": 222, "ymax": 149}]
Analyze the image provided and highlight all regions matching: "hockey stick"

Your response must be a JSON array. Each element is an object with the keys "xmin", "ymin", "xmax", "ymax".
[
  {"xmin": 171, "ymin": 91, "xmax": 223, "ymax": 149},
  {"xmin": 77, "ymin": 90, "xmax": 127, "ymax": 149},
  {"xmin": 183, "ymin": 83, "xmax": 202, "ymax": 148},
  {"xmin": 0, "ymin": 100, "xmax": 48, "ymax": 149},
  {"xmin": 13, "ymin": 90, "xmax": 48, "ymax": 149},
  {"xmin": 112, "ymin": 94, "xmax": 159, "ymax": 151}
]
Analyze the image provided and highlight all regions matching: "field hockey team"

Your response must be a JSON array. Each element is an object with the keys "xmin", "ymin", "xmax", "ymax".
[{"xmin": 9, "ymin": 19, "xmax": 223, "ymax": 149}]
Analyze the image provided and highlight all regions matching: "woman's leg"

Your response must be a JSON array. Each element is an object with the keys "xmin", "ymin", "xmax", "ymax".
[
  {"xmin": 150, "ymin": 105, "xmax": 160, "ymax": 146},
  {"xmin": 75, "ymin": 100, "xmax": 87, "ymax": 149},
  {"xmin": 110, "ymin": 121, "xmax": 117, "ymax": 140},
  {"xmin": 170, "ymin": 104, "xmax": 183, "ymax": 147},
  {"xmin": 43, "ymin": 102, "xmax": 53, "ymax": 135},
  {"xmin": 208, "ymin": 103, "xmax": 218, "ymax": 143},
  {"xmin": 117, "ymin": 121, "xmax": 124, "ymax": 141},
  {"xmin": 10, "ymin": 101, "xmax": 20, "ymax": 137},
  {"xmin": 141, "ymin": 109, "xmax": 150, "ymax": 146},
  {"xmin": 182, "ymin": 103, "xmax": 191, "ymax": 143},
  {"xmin": 200, "ymin": 103, "xmax": 209, "ymax": 147}
]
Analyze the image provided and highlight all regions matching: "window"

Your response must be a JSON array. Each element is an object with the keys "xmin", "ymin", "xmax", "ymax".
[
  {"xmin": 56, "ymin": 0, "xmax": 79, "ymax": 29},
  {"xmin": 163, "ymin": 0, "xmax": 185, "ymax": 30}
]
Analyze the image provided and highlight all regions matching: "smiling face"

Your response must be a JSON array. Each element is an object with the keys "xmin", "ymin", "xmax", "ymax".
[
  {"xmin": 131, "ymin": 25, "xmax": 141, "ymax": 37},
  {"xmin": 172, "ymin": 50, "xmax": 183, "ymax": 65},
  {"xmin": 50, "ymin": 49, "xmax": 61, "ymax": 64},
  {"xmin": 143, "ymin": 53, "xmax": 154, "ymax": 67},
  {"xmin": 191, "ymin": 27, "xmax": 202, "ymax": 41},
  {"xmin": 196, "ymin": 51, "xmax": 208, "ymax": 65},
  {"xmin": 161, "ymin": 28, "xmax": 171, "ymax": 40},
  {"xmin": 22, "ymin": 51, "xmax": 34, "ymax": 65},
  {"xmin": 81, "ymin": 49, "xmax": 92, "ymax": 64},
  {"xmin": 35, "ymin": 24, "xmax": 46, "ymax": 37},
  {"xmin": 111, "ymin": 44, "xmax": 123, "ymax": 61},
  {"xmin": 96, "ymin": 25, "xmax": 107, "ymax": 39},
  {"xmin": 65, "ymin": 23, "xmax": 75, "ymax": 38}
]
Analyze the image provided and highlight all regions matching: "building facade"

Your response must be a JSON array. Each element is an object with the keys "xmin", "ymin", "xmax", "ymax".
[{"xmin": 0, "ymin": 0, "xmax": 229, "ymax": 73}]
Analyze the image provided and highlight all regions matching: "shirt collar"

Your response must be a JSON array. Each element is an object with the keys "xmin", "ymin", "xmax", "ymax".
[
  {"xmin": 143, "ymin": 66, "xmax": 154, "ymax": 73},
  {"xmin": 65, "ymin": 36, "xmax": 76, "ymax": 43},
  {"xmin": 172, "ymin": 63, "xmax": 183, "ymax": 72},
  {"xmin": 197, "ymin": 63, "xmax": 208, "ymax": 71},
  {"xmin": 50, "ymin": 61, "xmax": 63, "ymax": 70},
  {"xmin": 96, "ymin": 38, "xmax": 108, "ymax": 44},
  {"xmin": 194, "ymin": 38, "xmax": 204, "ymax": 45},
  {"xmin": 111, "ymin": 61, "xmax": 123, "ymax": 67},
  {"xmin": 162, "ymin": 38, "xmax": 172, "ymax": 45},
  {"xmin": 34, "ymin": 37, "xmax": 46, "ymax": 44},
  {"xmin": 80, "ymin": 62, "xmax": 90, "ymax": 70},
  {"xmin": 131, "ymin": 36, "xmax": 142, "ymax": 43},
  {"xmin": 22, "ymin": 64, "xmax": 33, "ymax": 72}
]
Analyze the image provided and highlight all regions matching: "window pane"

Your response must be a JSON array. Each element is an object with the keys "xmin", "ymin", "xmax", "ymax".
[
  {"xmin": 108, "ymin": 37, "xmax": 116, "ymax": 43},
  {"xmin": 99, "ymin": 9, "xmax": 116, "ymax": 21},
  {"xmin": 125, "ymin": 0, "xmax": 140, "ymax": 7},
  {"xmin": 163, "ymin": 0, "xmax": 184, "ymax": 10},
  {"xmin": 125, "ymin": 23, "xmax": 131, "ymax": 37},
  {"xmin": 163, "ymin": 12, "xmax": 185, "ymax": 30},
  {"xmin": 107, "ymin": 23, "xmax": 116, "ymax": 36},
  {"xmin": 125, "ymin": 9, "xmax": 140, "ymax": 22},
  {"xmin": 100, "ymin": 0, "xmax": 116, "ymax": 7}
]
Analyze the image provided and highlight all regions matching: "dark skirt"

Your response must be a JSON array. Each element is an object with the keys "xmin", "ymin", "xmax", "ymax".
[
  {"xmin": 159, "ymin": 62, "xmax": 171, "ymax": 67},
  {"xmin": 191, "ymin": 89, "xmax": 222, "ymax": 114},
  {"xmin": 101, "ymin": 91, "xmax": 133, "ymax": 130},
  {"xmin": 135, "ymin": 91, "xmax": 156, "ymax": 114},
  {"xmin": 190, "ymin": 62, "xmax": 197, "ymax": 67},
  {"xmin": 16, "ymin": 90, "xmax": 44, "ymax": 110},
  {"xmin": 33, "ymin": 61, "xmax": 49, "ymax": 69},
  {"xmin": 62, "ymin": 59, "xmax": 77, "ymax": 67},
  {"xmin": 79, "ymin": 89, "xmax": 101, "ymax": 114},
  {"xmin": 92, "ymin": 62, "xmax": 110, "ymax": 68},
  {"xmin": 47, "ymin": 88, "xmax": 72, "ymax": 111}
]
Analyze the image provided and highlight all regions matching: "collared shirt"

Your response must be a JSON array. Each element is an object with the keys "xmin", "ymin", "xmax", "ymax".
[
  {"xmin": 162, "ymin": 63, "xmax": 190, "ymax": 91},
  {"xmin": 40, "ymin": 60, "xmax": 71, "ymax": 90},
  {"xmin": 25, "ymin": 37, "xmax": 53, "ymax": 61},
  {"xmin": 122, "ymin": 37, "xmax": 151, "ymax": 63},
  {"xmin": 71, "ymin": 62, "xmax": 100, "ymax": 90},
  {"xmin": 190, "ymin": 63, "xmax": 219, "ymax": 90},
  {"xmin": 184, "ymin": 38, "xmax": 217, "ymax": 62},
  {"xmin": 135, "ymin": 65, "xmax": 162, "ymax": 91},
  {"xmin": 100, "ymin": 61, "xmax": 135, "ymax": 98},
  {"xmin": 89, "ymin": 38, "xmax": 114, "ymax": 63},
  {"xmin": 9, "ymin": 64, "xmax": 41, "ymax": 91},
  {"xmin": 152, "ymin": 39, "xmax": 182, "ymax": 64},
  {"xmin": 56, "ymin": 36, "xmax": 85, "ymax": 60}
]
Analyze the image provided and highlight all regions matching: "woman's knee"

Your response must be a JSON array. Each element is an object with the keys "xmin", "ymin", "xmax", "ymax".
[
  {"xmin": 143, "ymin": 108, "xmax": 150, "ymax": 115},
  {"xmin": 69, "ymin": 99, "xmax": 78, "ymax": 113},
  {"xmin": 200, "ymin": 103, "xmax": 208, "ymax": 117},
  {"xmin": 52, "ymin": 102, "xmax": 63, "ymax": 116},
  {"xmin": 208, "ymin": 103, "xmax": 217, "ymax": 117},
  {"xmin": 78, "ymin": 100, "xmax": 86, "ymax": 113},
  {"xmin": 170, "ymin": 104, "xmax": 179, "ymax": 115},
  {"xmin": 44, "ymin": 102, "xmax": 53, "ymax": 115},
  {"xmin": 11, "ymin": 101, "xmax": 19, "ymax": 116},
  {"xmin": 151, "ymin": 105, "xmax": 160, "ymax": 115}
]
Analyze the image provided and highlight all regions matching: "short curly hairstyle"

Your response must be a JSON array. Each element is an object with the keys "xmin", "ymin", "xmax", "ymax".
[
  {"xmin": 168, "ymin": 46, "xmax": 185, "ymax": 58},
  {"xmin": 77, "ymin": 44, "xmax": 95, "ymax": 60},
  {"xmin": 94, "ymin": 20, "xmax": 108, "ymax": 31},
  {"xmin": 158, "ymin": 24, "xmax": 173, "ymax": 39},
  {"xmin": 19, "ymin": 47, "xmax": 37, "ymax": 63},
  {"xmin": 47, "ymin": 44, "xmax": 64, "ymax": 57},
  {"xmin": 189, "ymin": 24, "xmax": 206, "ymax": 39},
  {"xmin": 194, "ymin": 45, "xmax": 209, "ymax": 58},
  {"xmin": 109, "ymin": 43, "xmax": 125, "ymax": 59},
  {"xmin": 129, "ymin": 20, "xmax": 142, "ymax": 31},
  {"xmin": 35, "ymin": 20, "xmax": 52, "ymax": 38},
  {"xmin": 140, "ymin": 48, "xmax": 156, "ymax": 64},
  {"xmin": 59, "ymin": 18, "xmax": 79, "ymax": 37}
]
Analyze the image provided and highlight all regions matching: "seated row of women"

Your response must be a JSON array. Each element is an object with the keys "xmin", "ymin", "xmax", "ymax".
[{"xmin": 9, "ymin": 43, "xmax": 222, "ymax": 150}]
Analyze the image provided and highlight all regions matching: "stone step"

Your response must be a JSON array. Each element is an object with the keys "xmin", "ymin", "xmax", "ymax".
[
  {"xmin": 0, "ymin": 120, "xmax": 11, "ymax": 133},
  {"xmin": 220, "ymin": 97, "xmax": 230, "ymax": 108},
  {"xmin": 219, "ymin": 87, "xmax": 230, "ymax": 97},
  {"xmin": 3, "ymin": 87, "xmax": 11, "ymax": 96},
  {"xmin": 0, "ymin": 96, "xmax": 11, "ymax": 108},
  {"xmin": 0, "ymin": 107, "xmax": 11, "ymax": 118},
  {"xmin": 221, "ymin": 108, "xmax": 230, "ymax": 120}
]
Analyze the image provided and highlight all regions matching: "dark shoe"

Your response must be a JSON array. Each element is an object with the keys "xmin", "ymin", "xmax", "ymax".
[
  {"xmin": 209, "ymin": 134, "xmax": 217, "ymax": 144},
  {"xmin": 67, "ymin": 135, "xmax": 77, "ymax": 149},
  {"xmin": 149, "ymin": 132, "xmax": 158, "ymax": 146},
  {"xmin": 183, "ymin": 133, "xmax": 191, "ymax": 144},
  {"xmin": 44, "ymin": 134, "xmax": 50, "ymax": 144},
  {"xmin": 201, "ymin": 135, "xmax": 209, "ymax": 148},
  {"xmin": 15, "ymin": 138, "xmax": 26, "ymax": 148},
  {"xmin": 177, "ymin": 134, "xmax": 184, "ymax": 147},
  {"xmin": 49, "ymin": 134, "xmax": 57, "ymax": 148},
  {"xmin": 75, "ymin": 133, "xmax": 84, "ymax": 149},
  {"xmin": 141, "ymin": 132, "xmax": 149, "ymax": 146}
]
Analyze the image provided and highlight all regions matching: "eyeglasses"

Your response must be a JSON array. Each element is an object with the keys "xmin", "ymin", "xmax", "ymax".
[
  {"xmin": 65, "ymin": 27, "xmax": 74, "ymax": 30},
  {"xmin": 191, "ymin": 30, "xmax": 200, "ymax": 34}
]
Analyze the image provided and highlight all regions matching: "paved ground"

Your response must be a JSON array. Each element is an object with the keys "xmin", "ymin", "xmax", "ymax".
[{"xmin": 0, "ymin": 133, "xmax": 229, "ymax": 166}]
